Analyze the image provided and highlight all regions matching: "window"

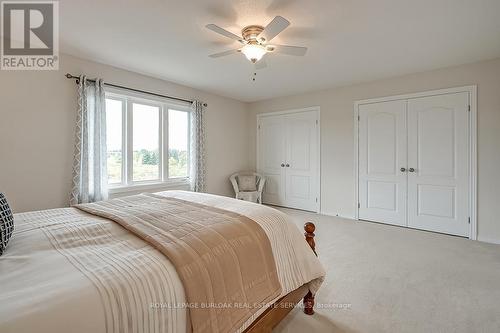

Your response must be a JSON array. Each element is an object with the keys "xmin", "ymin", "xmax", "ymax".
[
  {"xmin": 168, "ymin": 110, "xmax": 189, "ymax": 178},
  {"xmin": 132, "ymin": 103, "xmax": 160, "ymax": 181},
  {"xmin": 105, "ymin": 90, "xmax": 191, "ymax": 190},
  {"xmin": 105, "ymin": 98, "xmax": 124, "ymax": 184}
]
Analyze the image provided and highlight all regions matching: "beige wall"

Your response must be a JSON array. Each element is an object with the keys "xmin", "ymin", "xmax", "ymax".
[
  {"xmin": 1, "ymin": 53, "xmax": 499, "ymax": 243},
  {"xmin": 0, "ymin": 53, "xmax": 250, "ymax": 213},
  {"xmin": 248, "ymin": 58, "xmax": 500, "ymax": 244}
]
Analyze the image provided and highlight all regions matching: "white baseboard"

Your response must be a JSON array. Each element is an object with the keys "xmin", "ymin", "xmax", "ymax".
[{"xmin": 477, "ymin": 237, "xmax": 500, "ymax": 245}]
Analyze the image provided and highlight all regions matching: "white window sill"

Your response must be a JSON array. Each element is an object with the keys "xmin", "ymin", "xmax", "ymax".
[{"xmin": 108, "ymin": 179, "xmax": 190, "ymax": 195}]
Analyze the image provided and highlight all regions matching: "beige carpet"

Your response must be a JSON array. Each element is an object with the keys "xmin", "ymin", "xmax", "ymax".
[{"xmin": 272, "ymin": 207, "xmax": 500, "ymax": 333}]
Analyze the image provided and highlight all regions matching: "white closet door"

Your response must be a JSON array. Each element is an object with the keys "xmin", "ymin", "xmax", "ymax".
[
  {"xmin": 407, "ymin": 92, "xmax": 469, "ymax": 236},
  {"xmin": 358, "ymin": 100, "xmax": 408, "ymax": 226},
  {"xmin": 258, "ymin": 114, "xmax": 286, "ymax": 206},
  {"xmin": 284, "ymin": 111, "xmax": 318, "ymax": 211}
]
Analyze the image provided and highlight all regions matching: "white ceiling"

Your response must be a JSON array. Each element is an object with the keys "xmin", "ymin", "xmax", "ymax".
[{"xmin": 60, "ymin": 0, "xmax": 500, "ymax": 102}]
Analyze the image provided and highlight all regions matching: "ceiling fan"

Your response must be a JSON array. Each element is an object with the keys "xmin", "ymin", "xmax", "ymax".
[{"xmin": 206, "ymin": 16, "xmax": 307, "ymax": 67}]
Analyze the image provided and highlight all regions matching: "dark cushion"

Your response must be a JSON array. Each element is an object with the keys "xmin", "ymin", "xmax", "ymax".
[{"xmin": 0, "ymin": 193, "xmax": 14, "ymax": 255}]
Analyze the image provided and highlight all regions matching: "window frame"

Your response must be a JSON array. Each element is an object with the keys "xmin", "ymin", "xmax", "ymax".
[{"xmin": 105, "ymin": 88, "xmax": 192, "ymax": 193}]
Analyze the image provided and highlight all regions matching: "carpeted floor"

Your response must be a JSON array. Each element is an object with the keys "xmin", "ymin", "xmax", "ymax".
[{"xmin": 272, "ymin": 207, "xmax": 500, "ymax": 333}]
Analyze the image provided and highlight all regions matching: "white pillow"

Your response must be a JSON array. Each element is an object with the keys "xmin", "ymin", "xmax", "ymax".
[{"xmin": 238, "ymin": 175, "xmax": 257, "ymax": 191}]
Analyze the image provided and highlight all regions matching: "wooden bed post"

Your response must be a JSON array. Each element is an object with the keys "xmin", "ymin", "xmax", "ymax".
[
  {"xmin": 242, "ymin": 222, "xmax": 320, "ymax": 332},
  {"xmin": 303, "ymin": 222, "xmax": 316, "ymax": 315}
]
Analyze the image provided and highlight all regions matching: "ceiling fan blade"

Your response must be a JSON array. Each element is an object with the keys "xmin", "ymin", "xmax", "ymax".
[
  {"xmin": 255, "ymin": 59, "xmax": 267, "ymax": 70},
  {"xmin": 206, "ymin": 24, "xmax": 243, "ymax": 42},
  {"xmin": 269, "ymin": 44, "xmax": 307, "ymax": 56},
  {"xmin": 258, "ymin": 16, "xmax": 290, "ymax": 42},
  {"xmin": 208, "ymin": 49, "xmax": 240, "ymax": 58}
]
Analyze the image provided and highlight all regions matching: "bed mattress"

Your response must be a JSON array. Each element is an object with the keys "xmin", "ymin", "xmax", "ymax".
[{"xmin": 0, "ymin": 191, "xmax": 325, "ymax": 333}]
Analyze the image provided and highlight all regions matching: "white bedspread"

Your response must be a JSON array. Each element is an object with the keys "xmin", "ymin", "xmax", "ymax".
[{"xmin": 0, "ymin": 191, "xmax": 325, "ymax": 333}]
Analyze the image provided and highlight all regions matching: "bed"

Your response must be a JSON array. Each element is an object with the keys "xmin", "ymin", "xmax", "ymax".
[{"xmin": 0, "ymin": 191, "xmax": 325, "ymax": 333}]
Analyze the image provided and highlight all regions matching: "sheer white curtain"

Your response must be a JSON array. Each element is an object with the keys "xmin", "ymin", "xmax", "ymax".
[
  {"xmin": 190, "ymin": 101, "xmax": 206, "ymax": 192},
  {"xmin": 69, "ymin": 76, "xmax": 108, "ymax": 205}
]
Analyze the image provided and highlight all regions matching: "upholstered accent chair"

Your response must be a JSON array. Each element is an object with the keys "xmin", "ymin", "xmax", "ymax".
[{"xmin": 229, "ymin": 172, "xmax": 266, "ymax": 204}]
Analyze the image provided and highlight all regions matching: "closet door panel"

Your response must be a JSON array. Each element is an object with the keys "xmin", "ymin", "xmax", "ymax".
[
  {"xmin": 284, "ymin": 111, "xmax": 318, "ymax": 211},
  {"xmin": 258, "ymin": 115, "xmax": 286, "ymax": 205},
  {"xmin": 358, "ymin": 100, "xmax": 407, "ymax": 226},
  {"xmin": 407, "ymin": 92, "xmax": 469, "ymax": 236}
]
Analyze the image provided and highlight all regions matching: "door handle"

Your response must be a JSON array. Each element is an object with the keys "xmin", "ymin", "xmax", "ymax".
[
  {"xmin": 400, "ymin": 167, "xmax": 406, "ymax": 172},
  {"xmin": 285, "ymin": 164, "xmax": 290, "ymax": 167},
  {"xmin": 409, "ymin": 168, "xmax": 415, "ymax": 172},
  {"xmin": 281, "ymin": 163, "xmax": 285, "ymax": 167}
]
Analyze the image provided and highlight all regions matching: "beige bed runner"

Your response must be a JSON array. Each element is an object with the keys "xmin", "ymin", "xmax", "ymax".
[{"xmin": 77, "ymin": 194, "xmax": 282, "ymax": 333}]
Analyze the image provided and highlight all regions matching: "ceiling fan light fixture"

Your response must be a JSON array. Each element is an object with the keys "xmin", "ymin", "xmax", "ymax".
[
  {"xmin": 241, "ymin": 44, "xmax": 267, "ymax": 63},
  {"xmin": 206, "ymin": 16, "xmax": 308, "ymax": 66}
]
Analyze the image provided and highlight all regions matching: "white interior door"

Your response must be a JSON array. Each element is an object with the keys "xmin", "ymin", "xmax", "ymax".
[
  {"xmin": 284, "ymin": 111, "xmax": 319, "ymax": 211},
  {"xmin": 358, "ymin": 100, "xmax": 408, "ymax": 226},
  {"xmin": 258, "ymin": 114, "xmax": 286, "ymax": 206},
  {"xmin": 407, "ymin": 92, "xmax": 469, "ymax": 236}
]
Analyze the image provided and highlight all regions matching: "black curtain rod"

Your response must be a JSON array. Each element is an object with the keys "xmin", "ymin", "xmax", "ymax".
[{"xmin": 65, "ymin": 73, "xmax": 207, "ymax": 107}]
